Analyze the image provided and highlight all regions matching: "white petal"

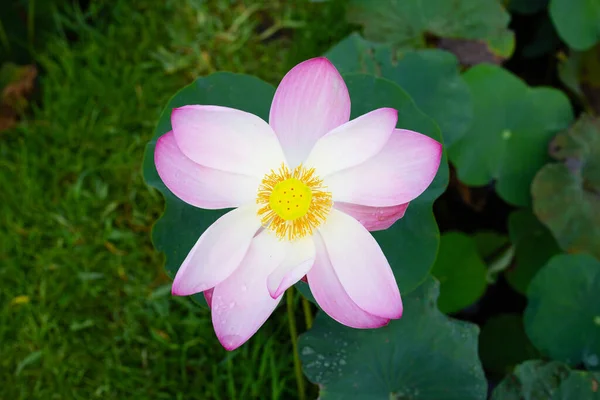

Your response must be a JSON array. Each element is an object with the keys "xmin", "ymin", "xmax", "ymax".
[
  {"xmin": 307, "ymin": 232, "xmax": 390, "ymax": 328},
  {"xmin": 171, "ymin": 205, "xmax": 262, "ymax": 296},
  {"xmin": 267, "ymin": 237, "xmax": 316, "ymax": 298},
  {"xmin": 155, "ymin": 131, "xmax": 259, "ymax": 209},
  {"xmin": 171, "ymin": 105, "xmax": 285, "ymax": 177},
  {"xmin": 326, "ymin": 129, "xmax": 442, "ymax": 206},
  {"xmin": 318, "ymin": 209, "xmax": 403, "ymax": 319},
  {"xmin": 211, "ymin": 231, "xmax": 288, "ymax": 350},
  {"xmin": 269, "ymin": 57, "xmax": 350, "ymax": 166},
  {"xmin": 305, "ymin": 108, "xmax": 397, "ymax": 177}
]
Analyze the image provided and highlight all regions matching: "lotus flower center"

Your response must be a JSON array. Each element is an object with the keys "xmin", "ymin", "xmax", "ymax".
[
  {"xmin": 257, "ymin": 164, "xmax": 332, "ymax": 240},
  {"xmin": 269, "ymin": 178, "xmax": 312, "ymax": 221}
]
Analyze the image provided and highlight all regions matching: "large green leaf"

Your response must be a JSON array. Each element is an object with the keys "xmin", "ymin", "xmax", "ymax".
[
  {"xmin": 479, "ymin": 314, "xmax": 540, "ymax": 378},
  {"xmin": 532, "ymin": 115, "xmax": 600, "ymax": 259},
  {"xmin": 505, "ymin": 209, "xmax": 561, "ymax": 295},
  {"xmin": 524, "ymin": 254, "xmax": 600, "ymax": 369},
  {"xmin": 449, "ymin": 64, "xmax": 574, "ymax": 206},
  {"xmin": 142, "ymin": 72, "xmax": 448, "ymax": 304},
  {"xmin": 430, "ymin": 232, "xmax": 487, "ymax": 314},
  {"xmin": 299, "ymin": 277, "xmax": 487, "ymax": 400},
  {"xmin": 491, "ymin": 360, "xmax": 571, "ymax": 399},
  {"xmin": 343, "ymin": 74, "xmax": 449, "ymax": 294},
  {"xmin": 550, "ymin": 0, "xmax": 600, "ymax": 51},
  {"xmin": 325, "ymin": 33, "xmax": 473, "ymax": 147},
  {"xmin": 347, "ymin": 0, "xmax": 514, "ymax": 59}
]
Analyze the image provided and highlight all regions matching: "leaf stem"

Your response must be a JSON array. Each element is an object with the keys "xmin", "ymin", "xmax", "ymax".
[
  {"xmin": 301, "ymin": 297, "xmax": 313, "ymax": 329},
  {"xmin": 286, "ymin": 288, "xmax": 306, "ymax": 400}
]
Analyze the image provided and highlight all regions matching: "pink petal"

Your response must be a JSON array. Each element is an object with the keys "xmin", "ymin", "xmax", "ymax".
[
  {"xmin": 334, "ymin": 202, "xmax": 410, "ymax": 232},
  {"xmin": 171, "ymin": 205, "xmax": 262, "ymax": 296},
  {"xmin": 267, "ymin": 237, "xmax": 316, "ymax": 299},
  {"xmin": 155, "ymin": 131, "xmax": 260, "ymax": 209},
  {"xmin": 204, "ymin": 288, "xmax": 214, "ymax": 308},
  {"xmin": 171, "ymin": 105, "xmax": 285, "ymax": 177},
  {"xmin": 305, "ymin": 108, "xmax": 397, "ymax": 177},
  {"xmin": 211, "ymin": 231, "xmax": 288, "ymax": 350},
  {"xmin": 269, "ymin": 57, "xmax": 351, "ymax": 166},
  {"xmin": 318, "ymin": 209, "xmax": 403, "ymax": 319},
  {"xmin": 307, "ymin": 232, "xmax": 389, "ymax": 328},
  {"xmin": 326, "ymin": 129, "xmax": 442, "ymax": 206}
]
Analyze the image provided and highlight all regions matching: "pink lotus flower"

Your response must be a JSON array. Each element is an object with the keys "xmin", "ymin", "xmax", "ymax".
[{"xmin": 154, "ymin": 57, "xmax": 442, "ymax": 350}]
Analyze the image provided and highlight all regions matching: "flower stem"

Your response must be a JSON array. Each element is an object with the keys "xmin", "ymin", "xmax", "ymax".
[
  {"xmin": 286, "ymin": 288, "xmax": 306, "ymax": 400},
  {"xmin": 301, "ymin": 297, "xmax": 313, "ymax": 329}
]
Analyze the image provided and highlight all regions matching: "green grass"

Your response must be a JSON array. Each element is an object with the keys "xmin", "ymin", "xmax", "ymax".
[{"xmin": 0, "ymin": 1, "xmax": 350, "ymax": 398}]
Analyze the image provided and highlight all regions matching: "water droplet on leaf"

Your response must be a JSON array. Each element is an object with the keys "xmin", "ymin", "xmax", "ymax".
[{"xmin": 301, "ymin": 347, "xmax": 315, "ymax": 356}]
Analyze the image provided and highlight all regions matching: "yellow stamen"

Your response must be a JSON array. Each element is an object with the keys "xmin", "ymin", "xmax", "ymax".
[{"xmin": 257, "ymin": 164, "xmax": 332, "ymax": 240}]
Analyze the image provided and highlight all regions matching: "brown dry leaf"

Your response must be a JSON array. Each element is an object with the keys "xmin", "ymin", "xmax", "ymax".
[
  {"xmin": 558, "ymin": 45, "xmax": 600, "ymax": 115},
  {"xmin": 0, "ymin": 64, "xmax": 37, "ymax": 132},
  {"xmin": 438, "ymin": 38, "xmax": 505, "ymax": 66},
  {"xmin": 0, "ymin": 104, "xmax": 17, "ymax": 131}
]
